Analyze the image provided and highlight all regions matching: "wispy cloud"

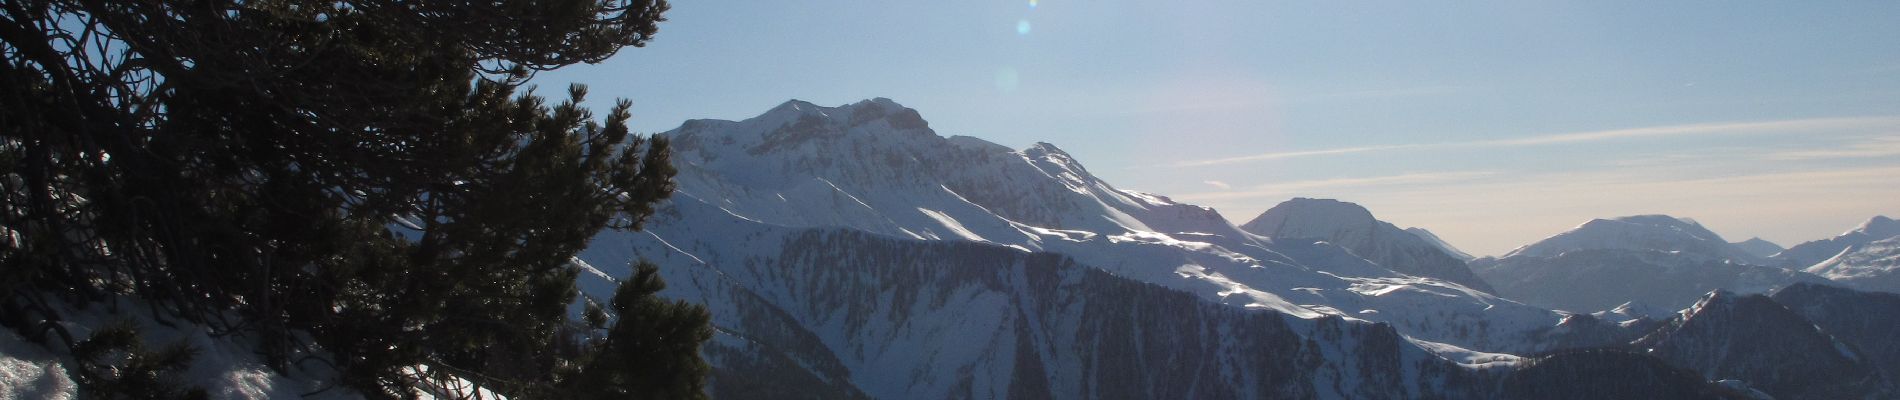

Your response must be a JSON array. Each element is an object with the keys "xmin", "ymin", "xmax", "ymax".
[
  {"xmin": 1172, "ymin": 117, "xmax": 1900, "ymax": 167},
  {"xmin": 1174, "ymin": 144, "xmax": 1424, "ymax": 167},
  {"xmin": 1123, "ymin": 86, "xmax": 1465, "ymax": 116},
  {"xmin": 1175, "ymin": 171, "xmax": 1496, "ymax": 202},
  {"xmin": 1765, "ymin": 136, "xmax": 1900, "ymax": 160},
  {"xmin": 1202, "ymin": 180, "xmax": 1232, "ymax": 190}
]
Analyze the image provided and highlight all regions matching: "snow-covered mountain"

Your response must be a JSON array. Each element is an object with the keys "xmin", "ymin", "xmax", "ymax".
[
  {"xmin": 1632, "ymin": 290, "xmax": 1893, "ymax": 400},
  {"xmin": 1730, "ymin": 237, "xmax": 1784, "ymax": 259},
  {"xmin": 565, "ymin": 98, "xmax": 1620, "ymax": 397},
  {"xmin": 14, "ymin": 97, "xmax": 1879, "ymax": 398},
  {"xmin": 1239, "ymin": 198, "xmax": 1495, "ymax": 293},
  {"xmin": 1406, "ymin": 227, "xmax": 1477, "ymax": 261},
  {"xmin": 1501, "ymin": 215, "xmax": 1766, "ymax": 265},
  {"xmin": 643, "ymin": 98, "xmax": 1559, "ymax": 349},
  {"xmin": 659, "ymin": 98, "xmax": 1238, "ymax": 241},
  {"xmin": 1802, "ymin": 236, "xmax": 1900, "ymax": 294},
  {"xmin": 1476, "ymin": 249, "xmax": 1828, "ymax": 314},
  {"xmin": 1775, "ymin": 215, "xmax": 1900, "ymax": 269},
  {"xmin": 1475, "ymin": 215, "xmax": 1825, "ymax": 314}
]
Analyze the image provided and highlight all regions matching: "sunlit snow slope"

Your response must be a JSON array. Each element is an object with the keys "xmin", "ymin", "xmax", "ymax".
[{"xmin": 569, "ymin": 98, "xmax": 1596, "ymax": 398}]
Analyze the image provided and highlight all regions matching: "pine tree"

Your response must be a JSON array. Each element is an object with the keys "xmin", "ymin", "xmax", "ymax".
[
  {"xmin": 2, "ymin": 0, "xmax": 709, "ymax": 398},
  {"xmin": 561, "ymin": 261, "xmax": 713, "ymax": 400}
]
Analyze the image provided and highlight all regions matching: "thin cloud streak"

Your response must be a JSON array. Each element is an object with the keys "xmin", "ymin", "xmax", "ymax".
[
  {"xmin": 1173, "ymin": 117, "xmax": 1900, "ymax": 167},
  {"xmin": 1174, "ymin": 144, "xmax": 1424, "ymax": 167},
  {"xmin": 1175, "ymin": 171, "xmax": 1496, "ymax": 202},
  {"xmin": 1766, "ymin": 136, "xmax": 1900, "ymax": 160}
]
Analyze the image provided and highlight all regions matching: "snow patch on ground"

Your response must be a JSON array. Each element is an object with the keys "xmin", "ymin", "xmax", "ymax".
[{"xmin": 0, "ymin": 327, "xmax": 75, "ymax": 400}]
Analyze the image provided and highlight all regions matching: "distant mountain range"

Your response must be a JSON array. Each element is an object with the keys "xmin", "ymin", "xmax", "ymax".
[
  {"xmin": 557, "ymin": 98, "xmax": 1897, "ymax": 398},
  {"xmin": 1473, "ymin": 215, "xmax": 1829, "ymax": 314},
  {"xmin": 8, "ymin": 97, "xmax": 1895, "ymax": 399}
]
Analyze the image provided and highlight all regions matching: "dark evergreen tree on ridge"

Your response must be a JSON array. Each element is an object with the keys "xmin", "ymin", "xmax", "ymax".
[{"xmin": 0, "ymin": 0, "xmax": 710, "ymax": 398}]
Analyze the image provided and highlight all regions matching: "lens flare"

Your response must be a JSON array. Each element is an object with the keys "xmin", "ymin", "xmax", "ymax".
[
  {"xmin": 1029, "ymin": 0, "xmax": 1038, "ymax": 9},
  {"xmin": 1017, "ymin": 19, "xmax": 1032, "ymax": 35}
]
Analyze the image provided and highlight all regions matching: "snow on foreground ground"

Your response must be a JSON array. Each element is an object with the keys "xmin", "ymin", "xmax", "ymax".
[{"xmin": 0, "ymin": 297, "xmax": 492, "ymax": 400}]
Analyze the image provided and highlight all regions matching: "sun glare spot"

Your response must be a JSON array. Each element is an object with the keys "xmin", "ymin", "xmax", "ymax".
[{"xmin": 1016, "ymin": 19, "xmax": 1032, "ymax": 35}]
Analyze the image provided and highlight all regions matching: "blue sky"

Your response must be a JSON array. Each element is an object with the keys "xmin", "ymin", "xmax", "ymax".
[{"xmin": 540, "ymin": 1, "xmax": 1900, "ymax": 256}]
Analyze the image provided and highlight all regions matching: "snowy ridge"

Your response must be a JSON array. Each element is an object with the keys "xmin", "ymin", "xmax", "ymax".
[
  {"xmin": 1594, "ymin": 301, "xmax": 1673, "ymax": 322},
  {"xmin": 1775, "ymin": 215, "xmax": 1900, "ymax": 270},
  {"xmin": 1240, "ymin": 198, "xmax": 1496, "ymax": 293},
  {"xmin": 1477, "ymin": 248, "xmax": 1827, "ymax": 314},
  {"xmin": 1730, "ymin": 238, "xmax": 1784, "ymax": 260},
  {"xmin": 578, "ymin": 202, "xmax": 1498, "ymax": 398},
  {"xmin": 549, "ymin": 98, "xmax": 1658, "ymax": 397},
  {"xmin": 578, "ymin": 196, "xmax": 1777, "ymax": 399},
  {"xmin": 1477, "ymin": 214, "xmax": 1826, "ymax": 314},
  {"xmin": 648, "ymin": 99, "xmax": 1559, "ymax": 354},
  {"xmin": 1501, "ymin": 215, "xmax": 1766, "ymax": 264},
  {"xmin": 1406, "ymin": 227, "xmax": 1476, "ymax": 261},
  {"xmin": 1803, "ymin": 236, "xmax": 1900, "ymax": 294}
]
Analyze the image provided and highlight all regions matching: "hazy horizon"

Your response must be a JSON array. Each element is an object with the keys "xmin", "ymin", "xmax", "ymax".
[{"xmin": 541, "ymin": 1, "xmax": 1900, "ymax": 256}]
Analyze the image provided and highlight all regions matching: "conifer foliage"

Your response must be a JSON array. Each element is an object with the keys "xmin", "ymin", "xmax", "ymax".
[{"xmin": 1, "ymin": 0, "xmax": 708, "ymax": 398}]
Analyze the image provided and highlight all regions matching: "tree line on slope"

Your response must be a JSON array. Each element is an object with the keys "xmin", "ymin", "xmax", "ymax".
[{"xmin": 1, "ymin": 0, "xmax": 711, "ymax": 398}]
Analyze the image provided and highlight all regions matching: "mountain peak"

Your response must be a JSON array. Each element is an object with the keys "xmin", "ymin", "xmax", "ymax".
[
  {"xmin": 1023, "ymin": 141, "xmax": 1071, "ymax": 156},
  {"xmin": 1732, "ymin": 237, "xmax": 1786, "ymax": 259},
  {"xmin": 1682, "ymin": 289, "xmax": 1737, "ymax": 317},
  {"xmin": 1241, "ymin": 198, "xmax": 1496, "ymax": 293},
  {"xmin": 1504, "ymin": 214, "xmax": 1758, "ymax": 263},
  {"xmin": 1616, "ymin": 214, "xmax": 1701, "ymax": 227},
  {"xmin": 1774, "ymin": 215, "xmax": 1900, "ymax": 269},
  {"xmin": 1252, "ymin": 198, "xmax": 1379, "ymax": 228},
  {"xmin": 752, "ymin": 98, "xmax": 927, "ymax": 129},
  {"xmin": 1854, "ymin": 215, "xmax": 1899, "ymax": 237},
  {"xmin": 771, "ymin": 98, "xmax": 820, "ymax": 112},
  {"xmin": 1609, "ymin": 215, "xmax": 1721, "ymax": 241}
]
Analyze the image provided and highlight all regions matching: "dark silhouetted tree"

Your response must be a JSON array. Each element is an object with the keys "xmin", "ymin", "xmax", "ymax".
[{"xmin": 1, "ymin": 0, "xmax": 709, "ymax": 398}]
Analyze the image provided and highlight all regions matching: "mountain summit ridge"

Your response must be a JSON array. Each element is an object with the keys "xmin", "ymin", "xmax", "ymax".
[
  {"xmin": 1775, "ymin": 215, "xmax": 1900, "ymax": 269},
  {"xmin": 1240, "ymin": 198, "xmax": 1496, "ymax": 293}
]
